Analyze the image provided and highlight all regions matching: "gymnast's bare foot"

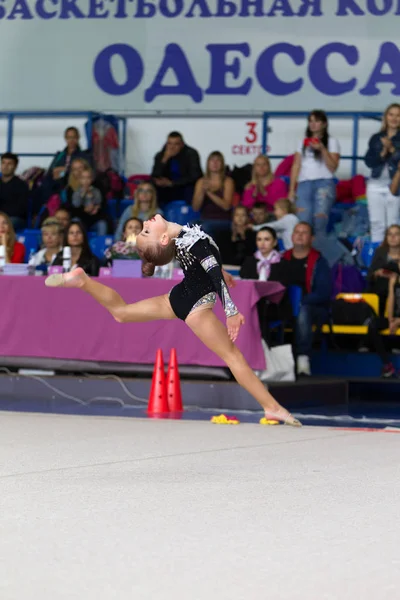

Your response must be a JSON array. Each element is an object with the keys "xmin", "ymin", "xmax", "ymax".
[{"xmin": 45, "ymin": 267, "xmax": 88, "ymax": 289}]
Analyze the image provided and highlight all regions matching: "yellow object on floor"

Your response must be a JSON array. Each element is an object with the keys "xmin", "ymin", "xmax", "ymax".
[
  {"xmin": 259, "ymin": 417, "xmax": 280, "ymax": 425},
  {"xmin": 210, "ymin": 414, "xmax": 240, "ymax": 425}
]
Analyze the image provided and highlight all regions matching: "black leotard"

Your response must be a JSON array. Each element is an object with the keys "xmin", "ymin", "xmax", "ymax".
[{"xmin": 168, "ymin": 224, "xmax": 239, "ymax": 321}]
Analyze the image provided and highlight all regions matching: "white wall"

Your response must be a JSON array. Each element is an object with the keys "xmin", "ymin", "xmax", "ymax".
[{"xmin": 3, "ymin": 114, "xmax": 382, "ymax": 182}]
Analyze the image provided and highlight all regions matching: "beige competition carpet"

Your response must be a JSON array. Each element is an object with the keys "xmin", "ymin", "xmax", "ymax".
[{"xmin": 0, "ymin": 411, "xmax": 399, "ymax": 600}]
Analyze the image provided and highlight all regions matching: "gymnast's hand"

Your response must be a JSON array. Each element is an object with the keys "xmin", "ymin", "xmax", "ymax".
[
  {"xmin": 227, "ymin": 313, "xmax": 245, "ymax": 343},
  {"xmin": 222, "ymin": 269, "xmax": 236, "ymax": 288}
]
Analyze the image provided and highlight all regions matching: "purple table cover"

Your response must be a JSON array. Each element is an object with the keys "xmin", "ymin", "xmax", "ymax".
[{"xmin": 0, "ymin": 276, "xmax": 284, "ymax": 369}]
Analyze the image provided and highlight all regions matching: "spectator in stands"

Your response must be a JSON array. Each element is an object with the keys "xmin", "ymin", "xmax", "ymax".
[
  {"xmin": 121, "ymin": 217, "xmax": 143, "ymax": 240},
  {"xmin": 240, "ymin": 227, "xmax": 281, "ymax": 280},
  {"xmin": 288, "ymin": 110, "xmax": 340, "ymax": 234},
  {"xmin": 71, "ymin": 166, "xmax": 108, "ymax": 235},
  {"xmin": 269, "ymin": 222, "xmax": 331, "ymax": 376},
  {"xmin": 192, "ymin": 151, "xmax": 234, "ymax": 236},
  {"xmin": 367, "ymin": 271, "xmax": 400, "ymax": 378},
  {"xmin": 365, "ymin": 103, "xmax": 400, "ymax": 242},
  {"xmin": 0, "ymin": 153, "xmax": 29, "ymax": 231},
  {"xmin": 367, "ymin": 225, "xmax": 400, "ymax": 316},
  {"xmin": 254, "ymin": 198, "xmax": 299, "ymax": 250},
  {"xmin": 215, "ymin": 205, "xmax": 255, "ymax": 265},
  {"xmin": 48, "ymin": 127, "xmax": 91, "ymax": 185},
  {"xmin": 390, "ymin": 159, "xmax": 400, "ymax": 197},
  {"xmin": 115, "ymin": 182, "xmax": 162, "ymax": 241},
  {"xmin": 30, "ymin": 218, "xmax": 63, "ymax": 270},
  {"xmin": 54, "ymin": 207, "xmax": 71, "ymax": 233},
  {"xmin": 105, "ymin": 218, "xmax": 143, "ymax": 265},
  {"xmin": 38, "ymin": 128, "xmax": 92, "ymax": 209},
  {"xmin": 60, "ymin": 158, "xmax": 88, "ymax": 207},
  {"xmin": 52, "ymin": 220, "xmax": 100, "ymax": 276},
  {"xmin": 151, "ymin": 132, "xmax": 202, "ymax": 207},
  {"xmin": 0, "ymin": 211, "xmax": 25, "ymax": 263},
  {"xmin": 250, "ymin": 202, "xmax": 270, "ymax": 226},
  {"xmin": 241, "ymin": 155, "xmax": 288, "ymax": 213}
]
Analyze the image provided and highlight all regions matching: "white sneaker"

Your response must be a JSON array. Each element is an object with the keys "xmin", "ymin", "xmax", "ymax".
[{"xmin": 297, "ymin": 355, "xmax": 311, "ymax": 376}]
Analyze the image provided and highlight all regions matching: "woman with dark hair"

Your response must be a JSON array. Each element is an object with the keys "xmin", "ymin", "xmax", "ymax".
[
  {"xmin": 365, "ymin": 103, "xmax": 400, "ymax": 242},
  {"xmin": 52, "ymin": 219, "xmax": 100, "ymax": 276},
  {"xmin": 45, "ymin": 215, "xmax": 301, "ymax": 427},
  {"xmin": 192, "ymin": 151, "xmax": 235, "ymax": 235},
  {"xmin": 367, "ymin": 224, "xmax": 400, "ymax": 316},
  {"xmin": 240, "ymin": 227, "xmax": 280, "ymax": 281},
  {"xmin": 288, "ymin": 110, "xmax": 340, "ymax": 234}
]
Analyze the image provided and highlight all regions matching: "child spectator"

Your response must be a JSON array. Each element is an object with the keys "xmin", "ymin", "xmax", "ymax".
[
  {"xmin": 240, "ymin": 227, "xmax": 281, "ymax": 280},
  {"xmin": 71, "ymin": 167, "xmax": 108, "ymax": 235},
  {"xmin": 365, "ymin": 104, "xmax": 400, "ymax": 242},
  {"xmin": 192, "ymin": 151, "xmax": 234, "ymax": 236},
  {"xmin": 215, "ymin": 205, "xmax": 255, "ymax": 266},
  {"xmin": 288, "ymin": 110, "xmax": 340, "ymax": 234},
  {"xmin": 53, "ymin": 220, "xmax": 100, "ymax": 276},
  {"xmin": 30, "ymin": 218, "xmax": 63, "ymax": 269},
  {"xmin": 242, "ymin": 155, "xmax": 288, "ymax": 213},
  {"xmin": 253, "ymin": 198, "xmax": 299, "ymax": 250},
  {"xmin": 0, "ymin": 211, "xmax": 25, "ymax": 263},
  {"xmin": 115, "ymin": 183, "xmax": 162, "ymax": 241},
  {"xmin": 105, "ymin": 218, "xmax": 143, "ymax": 264}
]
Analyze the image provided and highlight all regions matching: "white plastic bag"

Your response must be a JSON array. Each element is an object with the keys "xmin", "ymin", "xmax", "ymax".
[{"xmin": 254, "ymin": 341, "xmax": 295, "ymax": 382}]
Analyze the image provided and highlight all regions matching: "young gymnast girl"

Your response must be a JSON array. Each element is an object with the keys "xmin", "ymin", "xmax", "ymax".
[{"xmin": 45, "ymin": 215, "xmax": 301, "ymax": 426}]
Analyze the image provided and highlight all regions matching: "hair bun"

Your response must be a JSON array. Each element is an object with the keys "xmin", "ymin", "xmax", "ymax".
[{"xmin": 142, "ymin": 261, "xmax": 155, "ymax": 277}]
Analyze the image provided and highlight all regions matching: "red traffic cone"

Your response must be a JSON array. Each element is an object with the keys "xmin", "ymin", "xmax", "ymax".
[
  {"xmin": 147, "ymin": 349, "xmax": 169, "ymax": 416},
  {"xmin": 166, "ymin": 348, "xmax": 183, "ymax": 413}
]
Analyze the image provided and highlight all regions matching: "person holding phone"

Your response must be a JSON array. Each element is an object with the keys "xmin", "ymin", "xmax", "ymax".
[{"xmin": 288, "ymin": 110, "xmax": 340, "ymax": 235}]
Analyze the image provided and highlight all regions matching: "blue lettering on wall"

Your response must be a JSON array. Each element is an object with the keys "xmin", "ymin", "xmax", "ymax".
[
  {"xmin": 266, "ymin": 0, "xmax": 295, "ymax": 17},
  {"xmin": 308, "ymin": 42, "xmax": 358, "ymax": 95},
  {"xmin": 206, "ymin": 43, "xmax": 252, "ymax": 94},
  {"xmin": 360, "ymin": 42, "xmax": 400, "ymax": 95},
  {"xmin": 145, "ymin": 43, "xmax": 203, "ymax": 102},
  {"xmin": 91, "ymin": 41, "xmax": 400, "ymax": 102},
  {"xmin": 336, "ymin": 0, "xmax": 364, "ymax": 15},
  {"xmin": 255, "ymin": 43, "xmax": 305, "ymax": 95},
  {"xmin": 59, "ymin": 0, "xmax": 85, "ymax": 18},
  {"xmin": 94, "ymin": 44, "xmax": 144, "ymax": 95},
  {"xmin": 7, "ymin": 0, "xmax": 33, "ymax": 20},
  {"xmin": 36, "ymin": 0, "xmax": 58, "ymax": 19}
]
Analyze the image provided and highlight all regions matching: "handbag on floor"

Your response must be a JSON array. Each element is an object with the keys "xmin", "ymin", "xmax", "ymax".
[{"xmin": 254, "ymin": 341, "xmax": 295, "ymax": 382}]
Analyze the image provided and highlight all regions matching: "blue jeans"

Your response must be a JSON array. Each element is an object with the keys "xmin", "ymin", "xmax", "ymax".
[
  {"xmin": 295, "ymin": 304, "xmax": 329, "ymax": 356},
  {"xmin": 296, "ymin": 179, "xmax": 336, "ymax": 234}
]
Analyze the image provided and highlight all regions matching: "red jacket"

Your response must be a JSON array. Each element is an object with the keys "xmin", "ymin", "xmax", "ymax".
[
  {"xmin": 283, "ymin": 248, "xmax": 320, "ymax": 294},
  {"xmin": 11, "ymin": 241, "xmax": 26, "ymax": 264}
]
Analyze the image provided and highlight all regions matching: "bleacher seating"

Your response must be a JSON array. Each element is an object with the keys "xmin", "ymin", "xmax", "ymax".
[
  {"xmin": 164, "ymin": 200, "xmax": 200, "ymax": 226},
  {"xmin": 89, "ymin": 235, "xmax": 114, "ymax": 260}
]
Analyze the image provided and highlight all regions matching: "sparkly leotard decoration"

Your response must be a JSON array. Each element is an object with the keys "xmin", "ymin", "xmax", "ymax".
[{"xmin": 168, "ymin": 224, "xmax": 239, "ymax": 321}]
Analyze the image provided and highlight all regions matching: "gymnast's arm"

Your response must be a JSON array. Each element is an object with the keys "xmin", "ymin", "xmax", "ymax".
[{"xmin": 190, "ymin": 239, "xmax": 239, "ymax": 318}]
